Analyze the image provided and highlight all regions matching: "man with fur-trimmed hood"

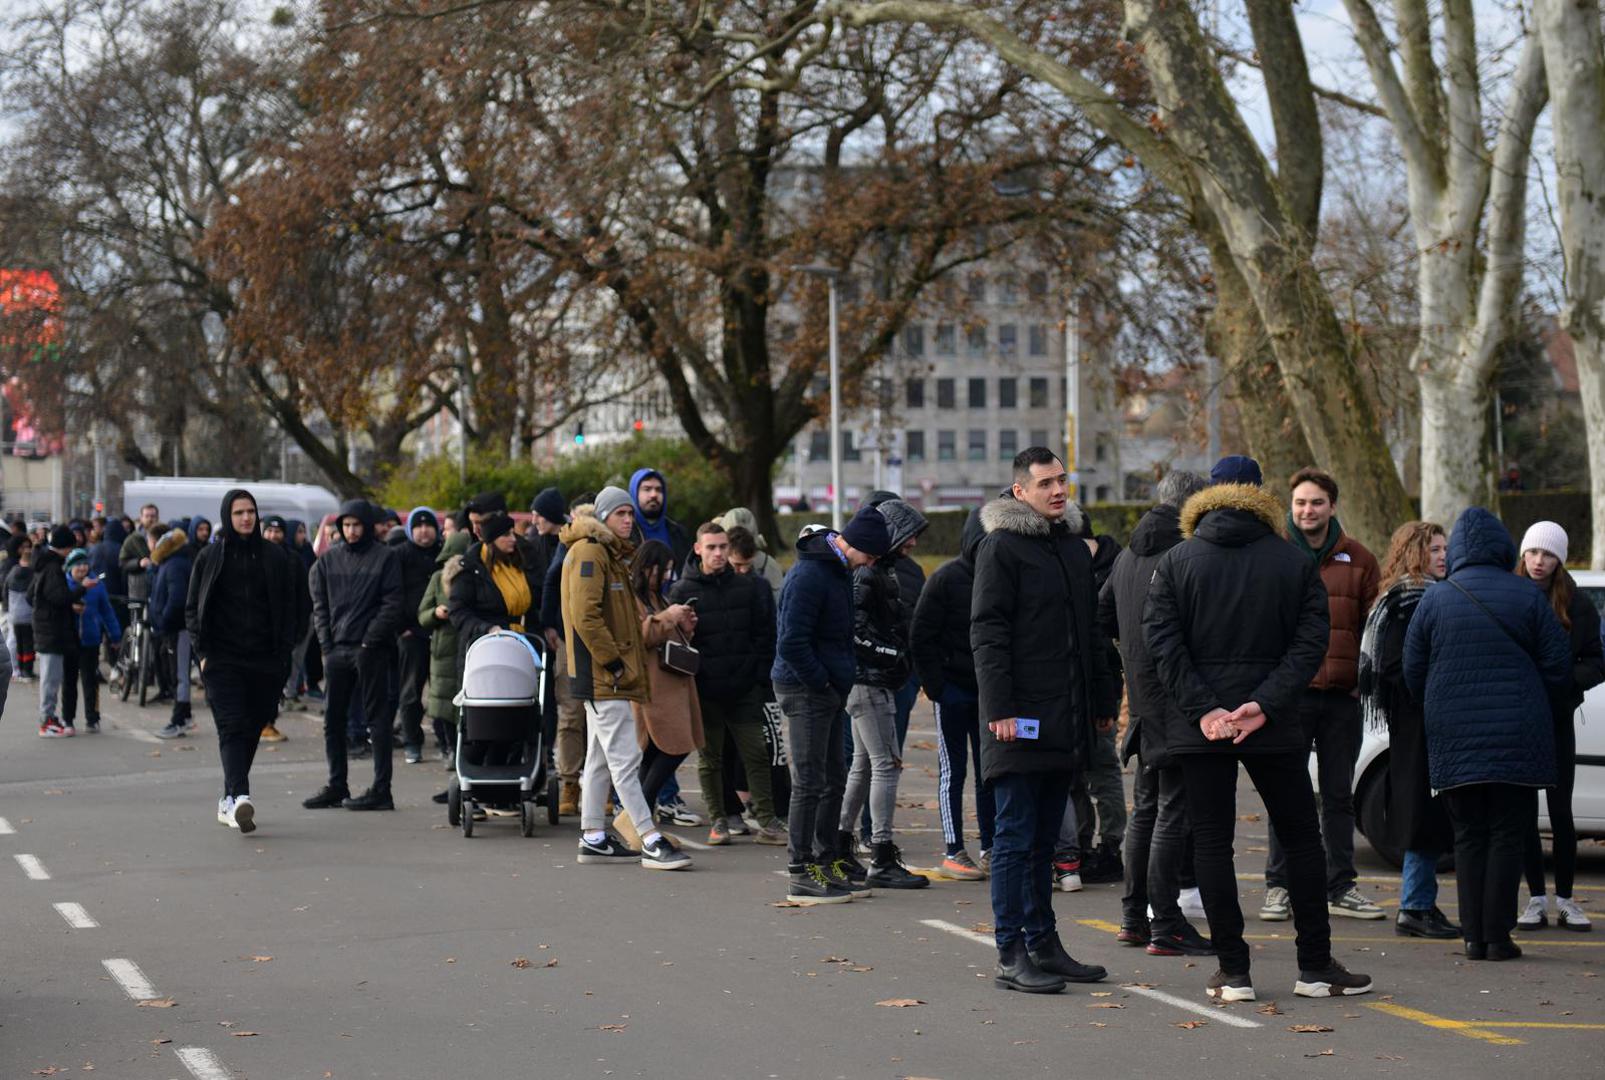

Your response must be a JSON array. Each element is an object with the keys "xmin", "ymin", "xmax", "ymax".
[
  {"xmin": 971, "ymin": 447, "xmax": 1119, "ymax": 994},
  {"xmin": 1143, "ymin": 454, "xmax": 1371, "ymax": 1004}
]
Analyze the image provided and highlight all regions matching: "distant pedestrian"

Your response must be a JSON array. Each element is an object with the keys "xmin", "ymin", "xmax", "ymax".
[
  {"xmin": 30, "ymin": 526, "xmax": 78, "ymax": 737},
  {"xmin": 629, "ymin": 540, "xmax": 705, "ymax": 830},
  {"xmin": 63, "ymin": 548, "xmax": 120, "ymax": 733},
  {"xmin": 149, "ymin": 528, "xmax": 195, "ymax": 738},
  {"xmin": 396, "ymin": 507, "xmax": 442, "ymax": 764},
  {"xmin": 5, "ymin": 536, "xmax": 36, "ymax": 680}
]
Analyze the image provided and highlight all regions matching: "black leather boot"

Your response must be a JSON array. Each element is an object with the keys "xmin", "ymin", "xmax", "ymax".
[
  {"xmin": 996, "ymin": 940, "xmax": 1066, "ymax": 993},
  {"xmin": 1028, "ymin": 935, "xmax": 1108, "ymax": 982}
]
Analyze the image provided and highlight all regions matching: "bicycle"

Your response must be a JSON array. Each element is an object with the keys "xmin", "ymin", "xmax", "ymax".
[{"xmin": 111, "ymin": 599, "xmax": 157, "ymax": 706}]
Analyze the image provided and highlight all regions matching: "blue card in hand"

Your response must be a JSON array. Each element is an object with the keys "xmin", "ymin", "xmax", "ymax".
[{"xmin": 1015, "ymin": 718, "xmax": 1040, "ymax": 740}]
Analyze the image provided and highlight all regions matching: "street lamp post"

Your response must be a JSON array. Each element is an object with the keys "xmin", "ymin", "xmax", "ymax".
[{"xmin": 798, "ymin": 264, "xmax": 843, "ymax": 531}]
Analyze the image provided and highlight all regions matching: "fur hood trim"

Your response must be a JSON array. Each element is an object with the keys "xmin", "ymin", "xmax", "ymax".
[
  {"xmin": 441, "ymin": 553, "xmax": 467, "ymax": 589},
  {"xmin": 558, "ymin": 504, "xmax": 620, "ymax": 550},
  {"xmin": 152, "ymin": 529, "xmax": 189, "ymax": 565},
  {"xmin": 1180, "ymin": 484, "xmax": 1285, "ymax": 539},
  {"xmin": 979, "ymin": 495, "xmax": 1085, "ymax": 538}
]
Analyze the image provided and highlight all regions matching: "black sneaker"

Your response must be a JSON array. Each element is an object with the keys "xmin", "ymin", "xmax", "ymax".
[
  {"xmin": 1206, "ymin": 968, "xmax": 1256, "ymax": 1002},
  {"xmin": 342, "ymin": 788, "xmax": 395, "ymax": 811},
  {"xmin": 577, "ymin": 834, "xmax": 640, "ymax": 864},
  {"xmin": 827, "ymin": 855, "xmax": 872, "ymax": 898},
  {"xmin": 1116, "ymin": 920, "xmax": 1150, "ymax": 947},
  {"xmin": 1080, "ymin": 842, "xmax": 1125, "ymax": 884},
  {"xmin": 641, "ymin": 835, "xmax": 693, "ymax": 871},
  {"xmin": 85, "ymin": 719, "xmax": 101, "ymax": 734},
  {"xmin": 430, "ymin": 790, "xmax": 449, "ymax": 805},
  {"xmin": 1396, "ymin": 908, "xmax": 1458, "ymax": 939},
  {"xmin": 787, "ymin": 863, "xmax": 853, "ymax": 905},
  {"xmin": 866, "ymin": 842, "xmax": 930, "ymax": 890},
  {"xmin": 1294, "ymin": 961, "xmax": 1373, "ymax": 997},
  {"xmin": 1146, "ymin": 924, "xmax": 1215, "ymax": 956},
  {"xmin": 302, "ymin": 785, "xmax": 351, "ymax": 809}
]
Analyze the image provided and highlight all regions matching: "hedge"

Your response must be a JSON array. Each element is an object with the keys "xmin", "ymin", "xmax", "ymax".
[{"xmin": 778, "ymin": 502, "xmax": 1149, "ymax": 556}]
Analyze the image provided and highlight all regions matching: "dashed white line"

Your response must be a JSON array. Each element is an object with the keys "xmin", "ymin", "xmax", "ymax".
[
  {"xmin": 102, "ymin": 957, "xmax": 160, "ymax": 1001},
  {"xmin": 175, "ymin": 1046, "xmax": 232, "ymax": 1080},
  {"xmin": 0, "ymin": 816, "xmax": 15, "ymax": 834},
  {"xmin": 919, "ymin": 918, "xmax": 1263, "ymax": 1029},
  {"xmin": 15, "ymin": 853, "xmax": 50, "ymax": 880},
  {"xmin": 53, "ymin": 901, "xmax": 98, "ymax": 928}
]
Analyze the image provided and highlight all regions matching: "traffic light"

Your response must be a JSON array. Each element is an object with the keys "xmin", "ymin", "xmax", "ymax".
[
  {"xmin": 632, "ymin": 419, "xmax": 645, "ymax": 432},
  {"xmin": 574, "ymin": 423, "xmax": 585, "ymax": 446}
]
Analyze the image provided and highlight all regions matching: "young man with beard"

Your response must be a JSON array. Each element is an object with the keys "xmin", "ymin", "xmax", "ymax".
[
  {"xmin": 1144, "ymin": 455, "xmax": 1371, "ymax": 1002},
  {"xmin": 304, "ymin": 500, "xmax": 405, "ymax": 812},
  {"xmin": 186, "ymin": 490, "xmax": 298, "ymax": 832},
  {"xmin": 971, "ymin": 448, "xmax": 1118, "ymax": 992}
]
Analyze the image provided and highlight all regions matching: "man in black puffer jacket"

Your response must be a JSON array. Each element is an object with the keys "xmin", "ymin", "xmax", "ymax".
[
  {"xmin": 912, "ymin": 507, "xmax": 993, "ymax": 881},
  {"xmin": 305, "ymin": 499, "xmax": 405, "ymax": 812},
  {"xmin": 838, "ymin": 498, "xmax": 928, "ymax": 890},
  {"xmin": 1144, "ymin": 455, "xmax": 1368, "ymax": 1003},
  {"xmin": 1098, "ymin": 470, "xmax": 1211, "ymax": 956},
  {"xmin": 972, "ymin": 448, "xmax": 1119, "ymax": 993},
  {"xmin": 395, "ymin": 507, "xmax": 442, "ymax": 763},
  {"xmin": 669, "ymin": 521, "xmax": 781, "ymax": 843}
]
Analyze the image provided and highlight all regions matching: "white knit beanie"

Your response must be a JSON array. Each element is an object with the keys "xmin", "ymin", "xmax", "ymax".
[{"xmin": 1519, "ymin": 520, "xmax": 1568, "ymax": 565}]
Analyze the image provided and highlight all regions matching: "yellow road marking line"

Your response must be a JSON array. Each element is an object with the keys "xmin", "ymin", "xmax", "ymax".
[{"xmin": 1366, "ymin": 1002, "xmax": 1524, "ymax": 1045}]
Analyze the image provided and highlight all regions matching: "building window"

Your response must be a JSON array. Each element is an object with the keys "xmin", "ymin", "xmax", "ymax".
[
  {"xmin": 999, "ymin": 377, "xmax": 1017, "ymax": 409},
  {"xmin": 843, "ymin": 431, "xmax": 861, "ymax": 462},
  {"xmin": 999, "ymin": 428, "xmax": 1018, "ymax": 460},
  {"xmin": 808, "ymin": 429, "xmax": 830, "ymax": 460},
  {"xmin": 967, "ymin": 273, "xmax": 986, "ymax": 302},
  {"xmin": 906, "ymin": 378, "xmax": 925, "ymax": 409},
  {"xmin": 966, "ymin": 325, "xmax": 987, "ymax": 357},
  {"xmin": 1027, "ymin": 270, "xmax": 1049, "ymax": 300},
  {"xmin": 936, "ymin": 378, "xmax": 956, "ymax": 409},
  {"xmin": 938, "ymin": 430, "xmax": 956, "ymax": 460},
  {"xmin": 1029, "ymin": 377, "xmax": 1049, "ymax": 409},
  {"xmin": 902, "ymin": 323, "xmax": 925, "ymax": 357},
  {"xmin": 968, "ymin": 429, "xmax": 987, "ymax": 461},
  {"xmin": 968, "ymin": 377, "xmax": 987, "ymax": 408},
  {"xmin": 1029, "ymin": 428, "xmax": 1049, "ymax": 449},
  {"xmin": 998, "ymin": 324, "xmax": 1018, "ymax": 357},
  {"xmin": 999, "ymin": 274, "xmax": 1020, "ymax": 305},
  {"xmin": 1095, "ymin": 485, "xmax": 1112, "ymax": 502},
  {"xmin": 906, "ymin": 430, "xmax": 926, "ymax": 462},
  {"xmin": 1029, "ymin": 324, "xmax": 1048, "ymax": 356},
  {"xmin": 1095, "ymin": 436, "xmax": 1109, "ymax": 463},
  {"xmin": 935, "ymin": 322, "xmax": 956, "ymax": 355}
]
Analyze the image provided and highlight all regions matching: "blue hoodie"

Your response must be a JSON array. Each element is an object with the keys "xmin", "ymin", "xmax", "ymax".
[
  {"xmin": 628, "ymin": 468, "xmax": 691, "ymax": 571},
  {"xmin": 90, "ymin": 519, "xmax": 127, "ymax": 596}
]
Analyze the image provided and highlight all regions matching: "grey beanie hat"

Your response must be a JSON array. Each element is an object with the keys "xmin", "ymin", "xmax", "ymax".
[{"xmin": 593, "ymin": 486, "xmax": 634, "ymax": 525}]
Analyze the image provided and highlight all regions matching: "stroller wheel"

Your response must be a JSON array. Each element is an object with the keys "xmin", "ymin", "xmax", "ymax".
[
  {"xmin": 521, "ymin": 801, "xmax": 535, "ymax": 837},
  {"xmin": 446, "ymin": 778, "xmax": 462, "ymax": 828},
  {"xmin": 461, "ymin": 800, "xmax": 474, "ymax": 837},
  {"xmin": 547, "ymin": 776, "xmax": 561, "ymax": 826}
]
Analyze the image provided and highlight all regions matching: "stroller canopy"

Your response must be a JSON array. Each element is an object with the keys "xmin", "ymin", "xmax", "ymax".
[{"xmin": 458, "ymin": 631, "xmax": 542, "ymax": 706}]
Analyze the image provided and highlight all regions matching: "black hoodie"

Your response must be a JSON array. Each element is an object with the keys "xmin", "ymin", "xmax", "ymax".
[
  {"xmin": 1097, "ymin": 503, "xmax": 1185, "ymax": 768},
  {"xmin": 185, "ymin": 488, "xmax": 299, "ymax": 673},
  {"xmin": 308, "ymin": 498, "xmax": 404, "ymax": 651},
  {"xmin": 911, "ymin": 507, "xmax": 985, "ymax": 701}
]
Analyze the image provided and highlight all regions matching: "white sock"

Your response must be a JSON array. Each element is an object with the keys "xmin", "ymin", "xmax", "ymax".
[
  {"xmin": 583, "ymin": 830, "xmax": 606, "ymax": 845},
  {"xmin": 641, "ymin": 831, "xmax": 662, "ymax": 848}
]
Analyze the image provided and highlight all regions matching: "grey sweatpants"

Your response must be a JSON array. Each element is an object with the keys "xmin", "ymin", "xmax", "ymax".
[
  {"xmin": 839, "ymin": 685, "xmax": 900, "ymax": 846},
  {"xmin": 38, "ymin": 651, "xmax": 64, "ymax": 722}
]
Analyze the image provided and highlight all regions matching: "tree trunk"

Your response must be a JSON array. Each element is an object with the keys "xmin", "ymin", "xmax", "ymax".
[
  {"xmin": 723, "ymin": 444, "xmax": 785, "ymax": 553},
  {"xmin": 1417, "ymin": 369, "xmax": 1492, "ymax": 529},
  {"xmin": 1536, "ymin": 0, "xmax": 1605, "ymax": 568}
]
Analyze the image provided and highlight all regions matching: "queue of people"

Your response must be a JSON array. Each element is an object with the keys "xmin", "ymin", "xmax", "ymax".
[{"xmin": 1, "ymin": 444, "xmax": 1596, "ymax": 1008}]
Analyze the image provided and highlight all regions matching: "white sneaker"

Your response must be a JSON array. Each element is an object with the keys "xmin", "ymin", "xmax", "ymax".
[
  {"xmin": 231, "ymin": 796, "xmax": 256, "ymax": 834},
  {"xmin": 1259, "ymin": 885, "xmax": 1291, "ymax": 921},
  {"xmin": 1555, "ymin": 896, "xmax": 1590, "ymax": 932},
  {"xmin": 1516, "ymin": 894, "xmax": 1549, "ymax": 930},
  {"xmin": 217, "ymin": 796, "xmax": 235, "ymax": 827},
  {"xmin": 1179, "ymin": 886, "xmax": 1206, "ymax": 919}
]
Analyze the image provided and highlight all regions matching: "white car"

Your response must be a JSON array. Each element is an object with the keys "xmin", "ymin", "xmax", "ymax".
[{"xmin": 1353, "ymin": 570, "xmax": 1605, "ymax": 867}]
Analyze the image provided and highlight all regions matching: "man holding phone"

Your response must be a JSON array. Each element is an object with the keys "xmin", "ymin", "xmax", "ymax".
[{"xmin": 971, "ymin": 447, "xmax": 1120, "ymax": 993}]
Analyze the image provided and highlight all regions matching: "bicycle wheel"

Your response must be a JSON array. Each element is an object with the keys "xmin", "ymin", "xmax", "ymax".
[
  {"xmin": 136, "ymin": 627, "xmax": 152, "ymax": 707},
  {"xmin": 116, "ymin": 636, "xmax": 134, "ymax": 702}
]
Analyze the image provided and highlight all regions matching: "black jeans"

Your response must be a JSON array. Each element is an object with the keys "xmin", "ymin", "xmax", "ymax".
[
  {"xmin": 59, "ymin": 643, "xmax": 100, "ymax": 725},
  {"xmin": 1523, "ymin": 713, "xmax": 1577, "ymax": 898},
  {"xmin": 396, "ymin": 632, "xmax": 430, "ymax": 752},
  {"xmin": 323, "ymin": 645, "xmax": 395, "ymax": 794},
  {"xmin": 205, "ymin": 663, "xmax": 281, "ymax": 798},
  {"xmin": 989, "ymin": 770, "xmax": 1071, "ymax": 951},
  {"xmin": 640, "ymin": 739, "xmax": 689, "ymax": 810},
  {"xmin": 1446, "ymin": 783, "xmax": 1535, "ymax": 946},
  {"xmin": 776, "ymin": 682, "xmax": 846, "ymax": 867},
  {"xmin": 1122, "ymin": 762, "xmax": 1191, "ymax": 933},
  {"xmin": 1266, "ymin": 689, "xmax": 1361, "ymax": 899},
  {"xmin": 1182, "ymin": 751, "xmax": 1332, "ymax": 974}
]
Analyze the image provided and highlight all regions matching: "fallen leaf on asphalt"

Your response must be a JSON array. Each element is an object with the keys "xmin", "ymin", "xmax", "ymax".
[
  {"xmin": 877, "ymin": 999, "xmax": 926, "ymax": 1008},
  {"xmin": 1288, "ymin": 1024, "xmax": 1334, "ymax": 1034},
  {"xmin": 511, "ymin": 957, "xmax": 533, "ymax": 968},
  {"xmin": 1305, "ymin": 1049, "xmax": 1335, "ymax": 1058},
  {"xmin": 1090, "ymin": 1021, "xmax": 1108, "ymax": 1028},
  {"xmin": 249, "ymin": 956, "xmax": 273, "ymax": 963},
  {"xmin": 147, "ymin": 750, "xmax": 162, "ymax": 757},
  {"xmin": 445, "ymin": 958, "xmax": 456, "ymax": 963},
  {"xmin": 44, "ymin": 789, "xmax": 64, "ymax": 795},
  {"xmin": 848, "ymin": 966, "xmax": 873, "ymax": 972},
  {"xmin": 1090, "ymin": 991, "xmax": 1113, "ymax": 997},
  {"xmin": 1174, "ymin": 1020, "xmax": 1207, "ymax": 1030},
  {"xmin": 1088, "ymin": 1003, "xmax": 1126, "ymax": 1009},
  {"xmin": 1257, "ymin": 1002, "xmax": 1284, "ymax": 1015},
  {"xmin": 597, "ymin": 1023, "xmax": 628, "ymax": 1032},
  {"xmin": 1126, "ymin": 983, "xmax": 1157, "ymax": 989},
  {"xmin": 231, "ymin": 1031, "xmax": 259, "ymax": 1038},
  {"xmin": 176, "ymin": 745, "xmax": 196, "ymax": 751},
  {"xmin": 31, "ymin": 1068, "xmax": 63, "ymax": 1076},
  {"xmin": 908, "ymin": 740, "xmax": 936, "ymax": 751},
  {"xmin": 545, "ymin": 958, "xmax": 559, "ymax": 967},
  {"xmin": 971, "ymin": 923, "xmax": 995, "ymax": 933},
  {"xmin": 823, "ymin": 956, "xmax": 850, "ymax": 963},
  {"xmin": 137, "ymin": 998, "xmax": 177, "ymax": 1008},
  {"xmin": 770, "ymin": 900, "xmax": 807, "ymax": 908},
  {"xmin": 151, "ymin": 1038, "xmax": 172, "ymax": 1045}
]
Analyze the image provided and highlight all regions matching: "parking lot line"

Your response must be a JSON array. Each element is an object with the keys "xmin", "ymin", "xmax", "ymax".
[
  {"xmin": 1073, "ymin": 917, "xmax": 1603, "ymax": 949},
  {"xmin": 1367, "ymin": 1002, "xmax": 1524, "ymax": 1046}
]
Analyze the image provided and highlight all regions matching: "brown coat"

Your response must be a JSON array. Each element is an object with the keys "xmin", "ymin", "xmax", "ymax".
[
  {"xmin": 632, "ymin": 598, "xmax": 705, "ymax": 755},
  {"xmin": 1309, "ymin": 531, "xmax": 1380, "ymax": 692}
]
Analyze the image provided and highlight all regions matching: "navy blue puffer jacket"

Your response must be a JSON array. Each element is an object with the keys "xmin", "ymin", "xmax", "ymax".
[
  {"xmin": 1403, "ymin": 507, "xmax": 1571, "ymax": 791},
  {"xmin": 771, "ymin": 530, "xmax": 855, "ymax": 698}
]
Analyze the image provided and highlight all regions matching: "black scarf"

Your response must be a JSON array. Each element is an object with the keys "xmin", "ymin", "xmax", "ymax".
[{"xmin": 1359, "ymin": 578, "xmax": 1427, "ymax": 734}]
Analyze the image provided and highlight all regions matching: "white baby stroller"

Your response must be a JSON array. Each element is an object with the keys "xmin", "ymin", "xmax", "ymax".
[{"xmin": 446, "ymin": 629, "xmax": 550, "ymax": 837}]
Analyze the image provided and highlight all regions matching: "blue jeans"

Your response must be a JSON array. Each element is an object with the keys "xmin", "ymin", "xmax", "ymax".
[
  {"xmin": 990, "ymin": 771, "xmax": 1071, "ymax": 951},
  {"xmin": 1401, "ymin": 849, "xmax": 1440, "ymax": 911}
]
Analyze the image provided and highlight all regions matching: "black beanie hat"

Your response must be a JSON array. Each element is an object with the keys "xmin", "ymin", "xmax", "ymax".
[
  {"xmin": 49, "ymin": 525, "xmax": 76, "ymax": 550},
  {"xmin": 479, "ymin": 512, "xmax": 515, "ymax": 544},
  {"xmin": 840, "ymin": 506, "xmax": 892, "ymax": 559},
  {"xmin": 531, "ymin": 486, "xmax": 568, "ymax": 523}
]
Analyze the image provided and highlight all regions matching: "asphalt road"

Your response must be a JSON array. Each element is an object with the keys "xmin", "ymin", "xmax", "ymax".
[{"xmin": 2, "ymin": 684, "xmax": 1602, "ymax": 1080}]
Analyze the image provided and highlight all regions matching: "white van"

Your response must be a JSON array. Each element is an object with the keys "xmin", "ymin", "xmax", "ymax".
[
  {"xmin": 122, "ymin": 478, "xmax": 341, "ymax": 529},
  {"xmin": 1354, "ymin": 570, "xmax": 1605, "ymax": 866}
]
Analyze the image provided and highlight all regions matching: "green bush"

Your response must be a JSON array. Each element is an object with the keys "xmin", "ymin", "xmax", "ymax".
[
  {"xmin": 378, "ymin": 435, "xmax": 736, "ymax": 528},
  {"xmin": 778, "ymin": 501, "xmax": 1152, "ymax": 557}
]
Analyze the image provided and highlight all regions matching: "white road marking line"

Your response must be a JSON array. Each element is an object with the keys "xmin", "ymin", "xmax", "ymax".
[
  {"xmin": 118, "ymin": 727, "xmax": 164, "ymax": 744},
  {"xmin": 175, "ymin": 1046, "xmax": 232, "ymax": 1080},
  {"xmin": 54, "ymin": 901, "xmax": 98, "ymax": 928},
  {"xmin": 15, "ymin": 853, "xmax": 50, "ymax": 879},
  {"xmin": 102, "ymin": 957, "xmax": 160, "ymax": 1001},
  {"xmin": 919, "ymin": 918, "xmax": 1263, "ymax": 1029},
  {"xmin": 0, "ymin": 816, "xmax": 15, "ymax": 834},
  {"xmin": 1123, "ymin": 984, "xmax": 1262, "ymax": 1029}
]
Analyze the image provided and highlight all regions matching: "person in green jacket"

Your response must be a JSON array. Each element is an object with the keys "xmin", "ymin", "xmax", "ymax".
[{"xmin": 421, "ymin": 532, "xmax": 472, "ymax": 798}]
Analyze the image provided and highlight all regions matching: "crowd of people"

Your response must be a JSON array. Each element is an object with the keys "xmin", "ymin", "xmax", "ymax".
[{"xmin": 0, "ymin": 446, "xmax": 1596, "ymax": 1005}]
